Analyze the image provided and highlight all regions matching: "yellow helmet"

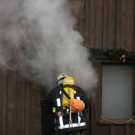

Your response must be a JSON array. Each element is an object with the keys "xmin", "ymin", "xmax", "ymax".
[
  {"xmin": 63, "ymin": 76, "xmax": 74, "ymax": 85},
  {"xmin": 56, "ymin": 73, "xmax": 68, "ymax": 81}
]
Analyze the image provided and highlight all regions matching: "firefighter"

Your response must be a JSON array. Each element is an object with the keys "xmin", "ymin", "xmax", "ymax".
[{"xmin": 42, "ymin": 73, "xmax": 90, "ymax": 135}]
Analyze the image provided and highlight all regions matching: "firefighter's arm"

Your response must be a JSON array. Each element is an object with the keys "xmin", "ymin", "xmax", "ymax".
[
  {"xmin": 74, "ymin": 85, "xmax": 90, "ymax": 109},
  {"xmin": 80, "ymin": 89, "xmax": 90, "ymax": 109},
  {"xmin": 68, "ymin": 98, "xmax": 84, "ymax": 113},
  {"xmin": 41, "ymin": 90, "xmax": 54, "ymax": 107}
]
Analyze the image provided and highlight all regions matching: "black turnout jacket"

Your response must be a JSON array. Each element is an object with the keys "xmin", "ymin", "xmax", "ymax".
[{"xmin": 43, "ymin": 84, "xmax": 90, "ymax": 133}]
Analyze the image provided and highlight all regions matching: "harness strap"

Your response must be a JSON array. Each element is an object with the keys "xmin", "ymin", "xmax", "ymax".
[
  {"xmin": 62, "ymin": 88, "xmax": 71, "ymax": 100},
  {"xmin": 62, "ymin": 85, "xmax": 75, "ymax": 99}
]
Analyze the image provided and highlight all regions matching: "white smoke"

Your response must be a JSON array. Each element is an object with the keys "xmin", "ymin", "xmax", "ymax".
[{"xmin": 0, "ymin": 0, "xmax": 97, "ymax": 91}]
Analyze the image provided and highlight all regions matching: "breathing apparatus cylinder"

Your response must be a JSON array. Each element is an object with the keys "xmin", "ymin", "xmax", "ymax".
[{"xmin": 62, "ymin": 76, "xmax": 74, "ymax": 107}]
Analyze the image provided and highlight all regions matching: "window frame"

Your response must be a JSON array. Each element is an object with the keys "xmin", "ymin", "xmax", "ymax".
[{"xmin": 98, "ymin": 61, "xmax": 135, "ymax": 124}]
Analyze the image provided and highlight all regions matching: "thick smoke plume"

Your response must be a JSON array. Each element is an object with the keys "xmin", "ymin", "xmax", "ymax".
[{"xmin": 0, "ymin": 0, "xmax": 97, "ymax": 91}]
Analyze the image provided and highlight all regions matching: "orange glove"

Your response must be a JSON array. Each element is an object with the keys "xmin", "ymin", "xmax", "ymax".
[{"xmin": 68, "ymin": 98, "xmax": 84, "ymax": 113}]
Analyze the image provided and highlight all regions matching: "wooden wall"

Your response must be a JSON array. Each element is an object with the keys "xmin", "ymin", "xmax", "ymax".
[
  {"xmin": 70, "ymin": 0, "xmax": 135, "ymax": 135},
  {"xmin": 0, "ymin": 70, "xmax": 41, "ymax": 135},
  {"xmin": 72, "ymin": 0, "xmax": 135, "ymax": 51}
]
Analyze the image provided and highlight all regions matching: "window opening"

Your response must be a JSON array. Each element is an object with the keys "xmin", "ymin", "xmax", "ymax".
[{"xmin": 102, "ymin": 65, "xmax": 132, "ymax": 118}]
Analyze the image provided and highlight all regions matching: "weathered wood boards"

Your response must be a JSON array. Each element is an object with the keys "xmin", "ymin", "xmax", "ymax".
[{"xmin": 0, "ymin": 70, "xmax": 41, "ymax": 135}]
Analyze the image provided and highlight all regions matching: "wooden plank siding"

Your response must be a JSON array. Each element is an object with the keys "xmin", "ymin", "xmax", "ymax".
[
  {"xmin": 116, "ymin": 0, "xmax": 121, "ymax": 49},
  {"xmin": 0, "ymin": 70, "xmax": 7, "ymax": 135},
  {"xmin": 95, "ymin": 0, "xmax": 103, "ymax": 49},
  {"xmin": 85, "ymin": 0, "xmax": 90, "ymax": 47},
  {"xmin": 107, "ymin": 0, "xmax": 116, "ymax": 49},
  {"xmin": 100, "ymin": 125, "xmax": 110, "ymax": 135},
  {"xmin": 78, "ymin": 0, "xmax": 85, "ymax": 40},
  {"xmin": 72, "ymin": 0, "xmax": 135, "ymax": 134},
  {"xmin": 126, "ymin": 0, "xmax": 134, "ymax": 51},
  {"xmin": 73, "ymin": 0, "xmax": 135, "ymax": 51},
  {"xmin": 115, "ymin": 125, "xmax": 126, "ymax": 135},
  {"xmin": 103, "ymin": 0, "xmax": 108, "ymax": 50},
  {"xmin": 130, "ymin": 125, "xmax": 135, "ymax": 135},
  {"xmin": 121, "ymin": 0, "xmax": 127, "ymax": 50},
  {"xmin": 133, "ymin": 65, "xmax": 135, "ymax": 116},
  {"xmin": 89, "ymin": 0, "xmax": 96, "ymax": 48},
  {"xmin": 0, "ymin": 70, "xmax": 41, "ymax": 135},
  {"xmin": 91, "ymin": 60, "xmax": 102, "ymax": 135},
  {"xmin": 134, "ymin": 0, "xmax": 135, "ymax": 52}
]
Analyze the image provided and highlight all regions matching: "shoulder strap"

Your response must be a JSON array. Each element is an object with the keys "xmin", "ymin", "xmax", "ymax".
[
  {"xmin": 62, "ymin": 85, "xmax": 75, "ymax": 100},
  {"xmin": 62, "ymin": 88, "xmax": 71, "ymax": 100}
]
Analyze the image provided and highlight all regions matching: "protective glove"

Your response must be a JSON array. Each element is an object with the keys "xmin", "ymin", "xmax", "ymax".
[{"xmin": 68, "ymin": 98, "xmax": 84, "ymax": 113}]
